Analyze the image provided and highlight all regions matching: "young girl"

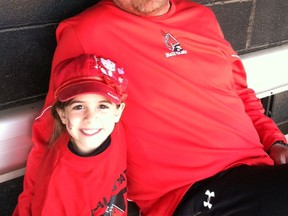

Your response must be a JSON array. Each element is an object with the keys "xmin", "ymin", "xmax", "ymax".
[{"xmin": 14, "ymin": 54, "xmax": 128, "ymax": 216}]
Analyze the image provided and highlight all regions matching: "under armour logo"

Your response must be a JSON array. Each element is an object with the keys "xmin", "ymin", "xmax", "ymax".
[{"xmin": 203, "ymin": 190, "xmax": 215, "ymax": 209}]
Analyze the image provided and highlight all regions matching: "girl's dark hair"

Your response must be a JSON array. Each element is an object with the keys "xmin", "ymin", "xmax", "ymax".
[{"xmin": 50, "ymin": 100, "xmax": 70, "ymax": 144}]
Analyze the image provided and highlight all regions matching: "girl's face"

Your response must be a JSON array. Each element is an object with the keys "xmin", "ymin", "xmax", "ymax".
[{"xmin": 57, "ymin": 94, "xmax": 125, "ymax": 155}]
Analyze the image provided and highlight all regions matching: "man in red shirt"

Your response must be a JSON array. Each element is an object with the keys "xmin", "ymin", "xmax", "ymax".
[{"xmin": 18, "ymin": 0, "xmax": 288, "ymax": 215}]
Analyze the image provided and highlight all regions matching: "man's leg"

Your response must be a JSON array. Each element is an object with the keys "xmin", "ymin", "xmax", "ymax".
[{"xmin": 173, "ymin": 164, "xmax": 288, "ymax": 216}]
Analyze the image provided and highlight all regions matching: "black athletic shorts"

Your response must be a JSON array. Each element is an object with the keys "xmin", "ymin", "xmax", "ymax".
[{"xmin": 173, "ymin": 164, "xmax": 288, "ymax": 216}]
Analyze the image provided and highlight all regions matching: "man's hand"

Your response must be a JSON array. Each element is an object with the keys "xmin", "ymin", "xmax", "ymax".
[{"xmin": 269, "ymin": 142, "xmax": 288, "ymax": 164}]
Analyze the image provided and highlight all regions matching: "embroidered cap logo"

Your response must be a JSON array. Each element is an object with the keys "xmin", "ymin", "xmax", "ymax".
[{"xmin": 93, "ymin": 55, "xmax": 127, "ymax": 100}]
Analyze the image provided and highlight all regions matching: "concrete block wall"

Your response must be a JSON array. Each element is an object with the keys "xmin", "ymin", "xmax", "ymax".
[
  {"xmin": 0, "ymin": 0, "xmax": 99, "ymax": 110},
  {"xmin": 0, "ymin": 0, "xmax": 288, "ymax": 215},
  {"xmin": 196, "ymin": 0, "xmax": 288, "ymax": 52},
  {"xmin": 1, "ymin": 0, "xmax": 288, "ymax": 110},
  {"xmin": 1, "ymin": 0, "xmax": 288, "ymax": 125}
]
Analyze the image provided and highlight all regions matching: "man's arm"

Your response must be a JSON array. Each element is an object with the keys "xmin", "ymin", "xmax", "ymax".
[{"xmin": 230, "ymin": 54, "xmax": 287, "ymax": 163}]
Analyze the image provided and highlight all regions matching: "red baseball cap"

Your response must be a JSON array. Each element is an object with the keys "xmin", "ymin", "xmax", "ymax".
[{"xmin": 53, "ymin": 54, "xmax": 128, "ymax": 104}]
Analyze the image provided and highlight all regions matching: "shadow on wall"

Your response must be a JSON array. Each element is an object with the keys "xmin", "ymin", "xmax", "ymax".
[{"xmin": 0, "ymin": 0, "xmax": 100, "ymax": 110}]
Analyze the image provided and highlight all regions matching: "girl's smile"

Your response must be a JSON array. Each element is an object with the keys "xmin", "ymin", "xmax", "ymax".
[{"xmin": 80, "ymin": 129, "xmax": 101, "ymax": 136}]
